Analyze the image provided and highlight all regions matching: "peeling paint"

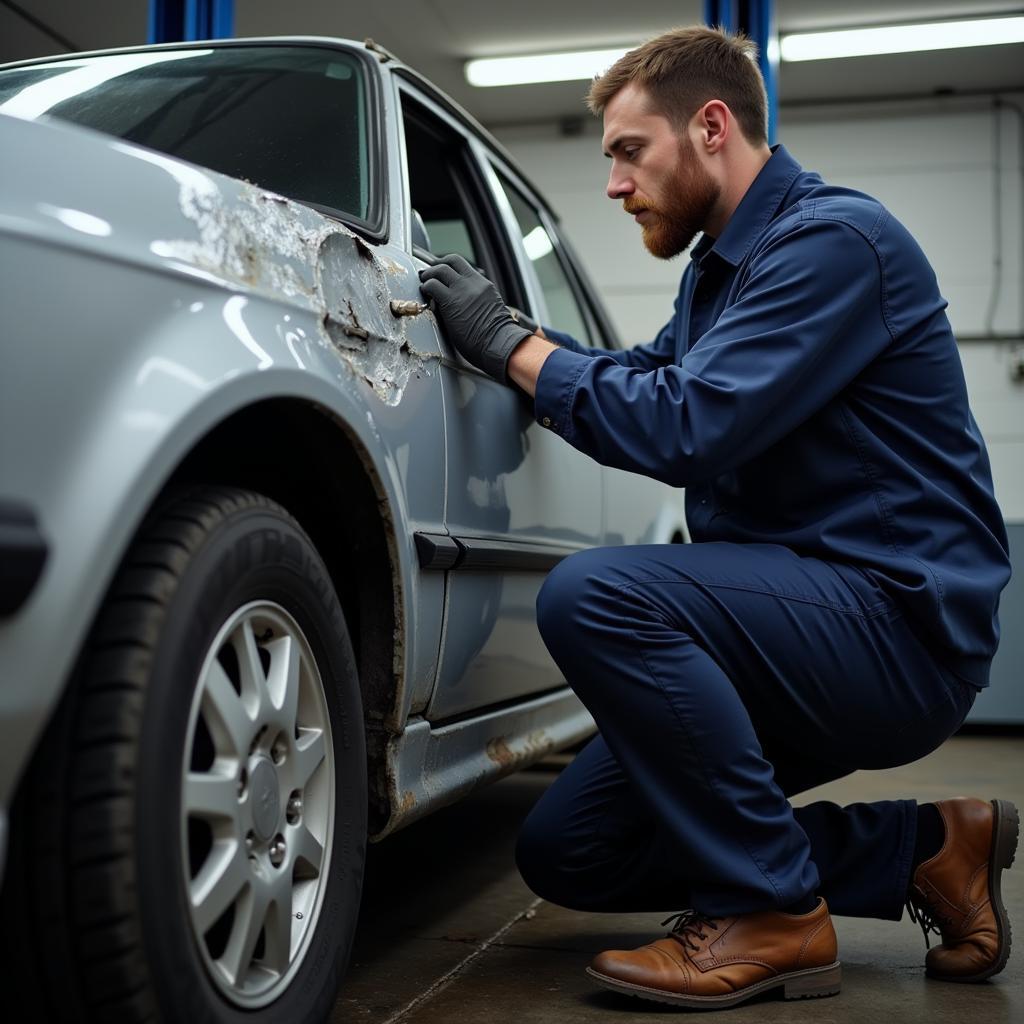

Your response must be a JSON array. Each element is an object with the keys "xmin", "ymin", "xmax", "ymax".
[
  {"xmin": 152, "ymin": 174, "xmax": 437, "ymax": 405},
  {"xmin": 486, "ymin": 730, "xmax": 554, "ymax": 771}
]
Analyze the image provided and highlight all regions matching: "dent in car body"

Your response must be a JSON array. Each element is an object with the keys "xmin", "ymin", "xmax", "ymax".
[{"xmin": 148, "ymin": 165, "xmax": 438, "ymax": 406}]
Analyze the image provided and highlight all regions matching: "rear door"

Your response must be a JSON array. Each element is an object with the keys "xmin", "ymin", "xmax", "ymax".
[
  {"xmin": 485, "ymin": 161, "xmax": 688, "ymax": 550},
  {"xmin": 396, "ymin": 81, "xmax": 603, "ymax": 721}
]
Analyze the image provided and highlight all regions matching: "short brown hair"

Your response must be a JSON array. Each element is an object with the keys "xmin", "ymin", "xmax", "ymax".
[{"xmin": 587, "ymin": 26, "xmax": 768, "ymax": 146}]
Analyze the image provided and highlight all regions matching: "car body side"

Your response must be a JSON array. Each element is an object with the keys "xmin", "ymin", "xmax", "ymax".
[{"xmin": 0, "ymin": 38, "xmax": 687, "ymax": 882}]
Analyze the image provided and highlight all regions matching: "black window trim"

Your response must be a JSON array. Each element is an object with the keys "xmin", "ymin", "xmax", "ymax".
[
  {"xmin": 396, "ymin": 84, "xmax": 527, "ymax": 312},
  {"xmin": 0, "ymin": 38, "xmax": 390, "ymax": 243},
  {"xmin": 543, "ymin": 214, "xmax": 624, "ymax": 352},
  {"xmin": 488, "ymin": 157, "xmax": 622, "ymax": 352},
  {"xmin": 391, "ymin": 65, "xmax": 558, "ymax": 226}
]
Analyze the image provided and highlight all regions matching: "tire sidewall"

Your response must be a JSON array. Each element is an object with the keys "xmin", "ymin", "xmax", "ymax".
[{"xmin": 136, "ymin": 501, "xmax": 366, "ymax": 1024}]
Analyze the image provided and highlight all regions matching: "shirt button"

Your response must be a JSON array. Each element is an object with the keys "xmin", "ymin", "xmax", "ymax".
[{"xmin": 542, "ymin": 416, "xmax": 553, "ymax": 428}]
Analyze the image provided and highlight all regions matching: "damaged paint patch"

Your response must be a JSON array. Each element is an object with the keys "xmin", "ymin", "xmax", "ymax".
[
  {"xmin": 486, "ymin": 730, "xmax": 554, "ymax": 771},
  {"xmin": 151, "ymin": 173, "xmax": 435, "ymax": 404},
  {"xmin": 316, "ymin": 232, "xmax": 427, "ymax": 404}
]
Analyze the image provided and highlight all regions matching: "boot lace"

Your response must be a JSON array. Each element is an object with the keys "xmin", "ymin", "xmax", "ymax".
[
  {"xmin": 906, "ymin": 897, "xmax": 952, "ymax": 950},
  {"xmin": 661, "ymin": 909, "xmax": 720, "ymax": 953}
]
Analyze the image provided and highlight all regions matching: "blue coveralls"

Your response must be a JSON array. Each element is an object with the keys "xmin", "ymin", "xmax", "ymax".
[{"xmin": 516, "ymin": 145, "xmax": 1011, "ymax": 920}]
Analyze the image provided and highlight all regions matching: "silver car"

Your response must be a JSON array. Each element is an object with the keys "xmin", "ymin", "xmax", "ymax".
[{"xmin": 0, "ymin": 37, "xmax": 687, "ymax": 1022}]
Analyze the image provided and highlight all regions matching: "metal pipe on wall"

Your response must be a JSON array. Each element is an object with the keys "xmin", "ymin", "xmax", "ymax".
[
  {"xmin": 148, "ymin": 0, "xmax": 234, "ymax": 44},
  {"xmin": 703, "ymin": 0, "xmax": 779, "ymax": 144}
]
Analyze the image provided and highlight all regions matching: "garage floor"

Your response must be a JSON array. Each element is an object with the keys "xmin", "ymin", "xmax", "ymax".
[{"xmin": 333, "ymin": 734, "xmax": 1023, "ymax": 1024}]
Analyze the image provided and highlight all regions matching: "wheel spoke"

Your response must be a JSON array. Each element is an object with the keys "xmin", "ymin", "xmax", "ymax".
[
  {"xmin": 288, "ymin": 822, "xmax": 324, "ymax": 873},
  {"xmin": 265, "ymin": 634, "xmax": 301, "ymax": 733},
  {"xmin": 261, "ymin": 877, "xmax": 294, "ymax": 973},
  {"xmin": 191, "ymin": 840, "xmax": 248, "ymax": 935},
  {"xmin": 291, "ymin": 729, "xmax": 326, "ymax": 790},
  {"xmin": 219, "ymin": 879, "xmax": 271, "ymax": 986},
  {"xmin": 201, "ymin": 661, "xmax": 254, "ymax": 759},
  {"xmin": 234, "ymin": 618, "xmax": 267, "ymax": 717},
  {"xmin": 184, "ymin": 770, "xmax": 239, "ymax": 823}
]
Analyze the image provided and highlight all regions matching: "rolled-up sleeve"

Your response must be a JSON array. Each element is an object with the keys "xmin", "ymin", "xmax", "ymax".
[{"xmin": 534, "ymin": 217, "xmax": 895, "ymax": 486}]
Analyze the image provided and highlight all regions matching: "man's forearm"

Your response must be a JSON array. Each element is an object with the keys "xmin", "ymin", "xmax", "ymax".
[{"xmin": 508, "ymin": 334, "xmax": 559, "ymax": 397}]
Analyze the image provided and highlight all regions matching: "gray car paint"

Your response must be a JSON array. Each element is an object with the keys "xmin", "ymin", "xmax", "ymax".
[{"xmin": 0, "ymin": 38, "xmax": 686, "ymax": 876}]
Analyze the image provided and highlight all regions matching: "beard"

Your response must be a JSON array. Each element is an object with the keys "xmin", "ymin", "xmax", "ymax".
[{"xmin": 623, "ymin": 140, "xmax": 720, "ymax": 259}]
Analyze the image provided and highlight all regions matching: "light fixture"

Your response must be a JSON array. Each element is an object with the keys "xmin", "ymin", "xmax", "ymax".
[
  {"xmin": 466, "ymin": 47, "xmax": 629, "ymax": 88},
  {"xmin": 780, "ymin": 16, "xmax": 1024, "ymax": 62},
  {"xmin": 466, "ymin": 15, "xmax": 1024, "ymax": 87}
]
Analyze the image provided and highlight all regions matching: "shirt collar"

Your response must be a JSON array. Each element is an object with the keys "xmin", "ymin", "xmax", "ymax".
[{"xmin": 693, "ymin": 144, "xmax": 803, "ymax": 269}]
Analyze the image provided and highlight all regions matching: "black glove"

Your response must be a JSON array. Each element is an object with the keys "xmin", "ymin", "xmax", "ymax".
[
  {"xmin": 507, "ymin": 306, "xmax": 541, "ymax": 336},
  {"xmin": 419, "ymin": 254, "xmax": 532, "ymax": 384}
]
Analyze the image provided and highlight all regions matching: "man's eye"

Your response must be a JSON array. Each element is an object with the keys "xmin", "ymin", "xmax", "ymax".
[{"xmin": 625, "ymin": 147, "xmax": 640, "ymax": 160}]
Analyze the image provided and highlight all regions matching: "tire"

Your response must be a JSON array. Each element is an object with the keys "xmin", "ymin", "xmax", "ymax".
[{"xmin": 2, "ymin": 486, "xmax": 367, "ymax": 1023}]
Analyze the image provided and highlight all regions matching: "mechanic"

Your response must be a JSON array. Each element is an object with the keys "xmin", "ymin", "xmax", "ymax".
[{"xmin": 419, "ymin": 26, "xmax": 1013, "ymax": 1010}]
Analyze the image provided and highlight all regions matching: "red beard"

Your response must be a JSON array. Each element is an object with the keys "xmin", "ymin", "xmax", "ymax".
[{"xmin": 623, "ymin": 140, "xmax": 720, "ymax": 259}]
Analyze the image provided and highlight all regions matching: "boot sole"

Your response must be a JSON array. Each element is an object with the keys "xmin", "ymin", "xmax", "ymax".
[
  {"xmin": 586, "ymin": 960, "xmax": 841, "ymax": 1009},
  {"xmin": 928, "ymin": 798, "xmax": 1018, "ymax": 983}
]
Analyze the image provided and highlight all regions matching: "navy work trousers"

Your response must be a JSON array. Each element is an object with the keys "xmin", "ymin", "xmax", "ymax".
[{"xmin": 517, "ymin": 542, "xmax": 977, "ymax": 920}]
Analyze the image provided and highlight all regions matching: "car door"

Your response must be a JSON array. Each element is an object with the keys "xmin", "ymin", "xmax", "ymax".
[
  {"xmin": 485, "ymin": 161, "xmax": 689, "ymax": 551},
  {"xmin": 395, "ymin": 81, "xmax": 604, "ymax": 722}
]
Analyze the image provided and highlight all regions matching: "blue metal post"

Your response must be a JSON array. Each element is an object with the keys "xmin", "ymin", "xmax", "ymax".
[
  {"xmin": 149, "ymin": 0, "xmax": 234, "ymax": 43},
  {"xmin": 703, "ymin": 0, "xmax": 778, "ymax": 144}
]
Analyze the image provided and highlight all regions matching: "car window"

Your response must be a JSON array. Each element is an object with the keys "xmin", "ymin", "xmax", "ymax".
[
  {"xmin": 491, "ymin": 171, "xmax": 596, "ymax": 346},
  {"xmin": 0, "ymin": 46, "xmax": 374, "ymax": 224},
  {"xmin": 400, "ymin": 93, "xmax": 520, "ymax": 303}
]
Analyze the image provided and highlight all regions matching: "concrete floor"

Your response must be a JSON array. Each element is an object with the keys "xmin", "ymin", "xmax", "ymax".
[{"xmin": 333, "ymin": 735, "xmax": 1023, "ymax": 1023}]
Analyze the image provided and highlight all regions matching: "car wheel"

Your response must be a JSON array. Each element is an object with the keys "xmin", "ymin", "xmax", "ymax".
[{"xmin": 3, "ymin": 486, "xmax": 366, "ymax": 1023}]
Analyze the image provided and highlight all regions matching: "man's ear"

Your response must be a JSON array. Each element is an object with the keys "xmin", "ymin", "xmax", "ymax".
[{"xmin": 697, "ymin": 100, "xmax": 730, "ymax": 154}]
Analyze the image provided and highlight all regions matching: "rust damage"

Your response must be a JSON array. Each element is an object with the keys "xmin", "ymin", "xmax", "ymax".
[
  {"xmin": 153, "ymin": 174, "xmax": 437, "ymax": 405},
  {"xmin": 486, "ymin": 729, "xmax": 555, "ymax": 772}
]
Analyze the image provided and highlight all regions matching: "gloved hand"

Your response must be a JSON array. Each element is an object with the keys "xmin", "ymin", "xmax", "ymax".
[
  {"xmin": 419, "ymin": 254, "xmax": 533, "ymax": 384},
  {"xmin": 507, "ymin": 306, "xmax": 541, "ymax": 336}
]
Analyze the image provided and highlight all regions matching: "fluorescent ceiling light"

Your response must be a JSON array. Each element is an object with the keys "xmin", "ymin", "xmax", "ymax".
[
  {"xmin": 467, "ymin": 16, "xmax": 1024, "ymax": 87},
  {"xmin": 466, "ymin": 47, "xmax": 629, "ymax": 88},
  {"xmin": 781, "ymin": 16, "xmax": 1024, "ymax": 61}
]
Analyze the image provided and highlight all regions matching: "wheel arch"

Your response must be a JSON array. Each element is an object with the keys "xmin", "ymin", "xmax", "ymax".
[
  {"xmin": 143, "ymin": 397, "xmax": 414, "ymax": 838},
  {"xmin": 161, "ymin": 399, "xmax": 402, "ymax": 735}
]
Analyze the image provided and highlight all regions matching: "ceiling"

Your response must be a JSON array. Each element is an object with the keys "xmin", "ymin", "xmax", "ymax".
[{"xmin": 2, "ymin": 0, "xmax": 1022, "ymax": 126}]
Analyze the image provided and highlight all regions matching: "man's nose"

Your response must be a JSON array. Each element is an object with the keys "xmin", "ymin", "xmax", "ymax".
[{"xmin": 607, "ymin": 168, "xmax": 634, "ymax": 200}]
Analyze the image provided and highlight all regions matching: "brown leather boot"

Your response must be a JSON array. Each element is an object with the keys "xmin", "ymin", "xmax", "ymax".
[
  {"xmin": 908, "ymin": 798, "xmax": 1018, "ymax": 982},
  {"xmin": 586, "ymin": 899, "xmax": 841, "ymax": 1009}
]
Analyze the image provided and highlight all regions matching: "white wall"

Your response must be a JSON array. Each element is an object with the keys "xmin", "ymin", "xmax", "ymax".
[{"xmin": 494, "ymin": 93, "xmax": 1024, "ymax": 521}]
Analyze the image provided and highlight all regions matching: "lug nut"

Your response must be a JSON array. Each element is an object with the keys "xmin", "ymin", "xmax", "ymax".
[
  {"xmin": 271, "ymin": 737, "xmax": 288, "ymax": 764},
  {"xmin": 269, "ymin": 836, "xmax": 286, "ymax": 868},
  {"xmin": 238, "ymin": 767, "xmax": 248, "ymax": 796},
  {"xmin": 245, "ymin": 830, "xmax": 255, "ymax": 851},
  {"xmin": 286, "ymin": 793, "xmax": 302, "ymax": 824}
]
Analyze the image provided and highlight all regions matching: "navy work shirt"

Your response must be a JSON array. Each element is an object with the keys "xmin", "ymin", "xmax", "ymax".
[{"xmin": 535, "ymin": 145, "xmax": 1010, "ymax": 687}]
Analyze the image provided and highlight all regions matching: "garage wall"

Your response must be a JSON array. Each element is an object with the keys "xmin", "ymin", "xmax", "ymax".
[{"xmin": 495, "ymin": 95, "xmax": 1024, "ymax": 720}]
